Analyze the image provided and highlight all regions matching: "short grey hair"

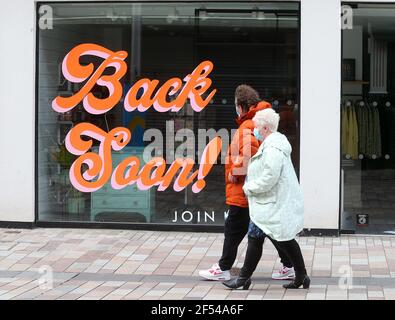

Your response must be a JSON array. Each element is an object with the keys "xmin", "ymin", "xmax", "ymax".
[{"xmin": 253, "ymin": 109, "xmax": 280, "ymax": 132}]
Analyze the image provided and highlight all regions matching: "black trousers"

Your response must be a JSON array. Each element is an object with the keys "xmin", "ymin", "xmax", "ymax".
[
  {"xmin": 218, "ymin": 205, "xmax": 292, "ymax": 271},
  {"xmin": 240, "ymin": 235, "xmax": 307, "ymax": 280}
]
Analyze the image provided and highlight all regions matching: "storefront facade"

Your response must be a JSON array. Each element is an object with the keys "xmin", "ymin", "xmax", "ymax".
[
  {"xmin": 1, "ymin": 0, "xmax": 393, "ymax": 235},
  {"xmin": 36, "ymin": 1, "xmax": 301, "ymax": 231}
]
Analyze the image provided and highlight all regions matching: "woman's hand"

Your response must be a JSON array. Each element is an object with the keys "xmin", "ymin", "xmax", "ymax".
[
  {"xmin": 228, "ymin": 172, "xmax": 238, "ymax": 184},
  {"xmin": 242, "ymin": 183, "xmax": 252, "ymax": 196}
]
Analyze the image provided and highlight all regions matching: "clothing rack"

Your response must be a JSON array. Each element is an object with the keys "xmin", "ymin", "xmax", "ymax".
[{"xmin": 341, "ymin": 98, "xmax": 395, "ymax": 162}]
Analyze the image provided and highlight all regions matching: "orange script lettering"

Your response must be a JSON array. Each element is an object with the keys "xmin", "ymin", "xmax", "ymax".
[
  {"xmin": 65, "ymin": 122, "xmax": 222, "ymax": 193},
  {"xmin": 52, "ymin": 43, "xmax": 217, "ymax": 114}
]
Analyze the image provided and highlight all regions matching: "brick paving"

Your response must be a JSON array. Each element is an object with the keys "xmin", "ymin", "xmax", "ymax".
[{"xmin": 1, "ymin": 228, "xmax": 395, "ymax": 300}]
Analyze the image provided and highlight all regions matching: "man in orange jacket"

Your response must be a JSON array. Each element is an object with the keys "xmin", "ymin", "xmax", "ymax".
[{"xmin": 199, "ymin": 85, "xmax": 294, "ymax": 281}]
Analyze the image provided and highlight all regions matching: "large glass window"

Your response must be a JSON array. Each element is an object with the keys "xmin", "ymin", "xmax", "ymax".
[
  {"xmin": 341, "ymin": 3, "xmax": 395, "ymax": 234},
  {"xmin": 36, "ymin": 2, "xmax": 300, "ymax": 226}
]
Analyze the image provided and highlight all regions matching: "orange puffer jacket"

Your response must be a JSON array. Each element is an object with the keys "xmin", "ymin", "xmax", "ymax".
[{"xmin": 225, "ymin": 101, "xmax": 272, "ymax": 208}]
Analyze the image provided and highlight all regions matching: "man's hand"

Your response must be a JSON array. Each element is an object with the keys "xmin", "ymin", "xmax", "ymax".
[{"xmin": 228, "ymin": 172, "xmax": 238, "ymax": 184}]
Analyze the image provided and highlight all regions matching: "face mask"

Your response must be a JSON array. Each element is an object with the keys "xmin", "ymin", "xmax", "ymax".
[{"xmin": 253, "ymin": 128, "xmax": 264, "ymax": 141}]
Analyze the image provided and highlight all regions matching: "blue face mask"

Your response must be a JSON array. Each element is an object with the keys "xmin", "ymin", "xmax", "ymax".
[{"xmin": 253, "ymin": 128, "xmax": 264, "ymax": 141}]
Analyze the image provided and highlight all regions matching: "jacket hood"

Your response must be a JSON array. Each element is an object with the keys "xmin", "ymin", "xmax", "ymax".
[
  {"xmin": 236, "ymin": 100, "xmax": 271, "ymax": 126},
  {"xmin": 262, "ymin": 132, "xmax": 292, "ymax": 156}
]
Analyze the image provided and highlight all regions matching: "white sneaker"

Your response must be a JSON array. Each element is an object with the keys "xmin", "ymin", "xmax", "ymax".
[
  {"xmin": 199, "ymin": 263, "xmax": 231, "ymax": 281},
  {"xmin": 272, "ymin": 266, "xmax": 296, "ymax": 280}
]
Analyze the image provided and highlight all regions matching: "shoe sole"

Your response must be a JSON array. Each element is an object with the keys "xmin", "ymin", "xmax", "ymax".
[
  {"xmin": 272, "ymin": 275, "xmax": 296, "ymax": 280},
  {"xmin": 199, "ymin": 274, "xmax": 231, "ymax": 281},
  {"xmin": 222, "ymin": 279, "xmax": 251, "ymax": 290}
]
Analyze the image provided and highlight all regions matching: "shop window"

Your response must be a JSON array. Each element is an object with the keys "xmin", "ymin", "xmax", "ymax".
[
  {"xmin": 36, "ymin": 2, "xmax": 300, "ymax": 226},
  {"xmin": 341, "ymin": 2, "xmax": 395, "ymax": 234}
]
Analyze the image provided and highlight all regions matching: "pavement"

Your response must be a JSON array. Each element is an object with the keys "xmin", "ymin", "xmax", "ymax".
[{"xmin": 1, "ymin": 227, "xmax": 395, "ymax": 300}]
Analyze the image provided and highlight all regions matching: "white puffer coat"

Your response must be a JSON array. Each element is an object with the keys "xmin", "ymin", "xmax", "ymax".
[{"xmin": 242, "ymin": 132, "xmax": 304, "ymax": 241}]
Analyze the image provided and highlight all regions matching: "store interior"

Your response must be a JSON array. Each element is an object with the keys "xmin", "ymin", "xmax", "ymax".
[{"xmin": 341, "ymin": 3, "xmax": 395, "ymax": 234}]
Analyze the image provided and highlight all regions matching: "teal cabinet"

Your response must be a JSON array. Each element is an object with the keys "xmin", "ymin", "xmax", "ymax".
[{"xmin": 90, "ymin": 146, "xmax": 155, "ymax": 222}]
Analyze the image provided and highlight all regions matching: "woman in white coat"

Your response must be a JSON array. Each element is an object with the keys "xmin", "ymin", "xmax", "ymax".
[{"xmin": 223, "ymin": 108, "xmax": 310, "ymax": 290}]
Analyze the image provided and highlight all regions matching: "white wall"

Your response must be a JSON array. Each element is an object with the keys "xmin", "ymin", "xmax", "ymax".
[
  {"xmin": 300, "ymin": 0, "xmax": 341, "ymax": 230},
  {"xmin": 0, "ymin": 0, "xmax": 35, "ymax": 222}
]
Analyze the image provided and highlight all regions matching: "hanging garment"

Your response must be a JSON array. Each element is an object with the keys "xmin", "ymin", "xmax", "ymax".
[
  {"xmin": 342, "ymin": 107, "xmax": 349, "ymax": 156},
  {"xmin": 356, "ymin": 105, "xmax": 364, "ymax": 156},
  {"xmin": 366, "ymin": 105, "xmax": 373, "ymax": 157},
  {"xmin": 389, "ymin": 106, "xmax": 395, "ymax": 158},
  {"xmin": 373, "ymin": 107, "xmax": 382, "ymax": 158},
  {"xmin": 350, "ymin": 106, "xmax": 359, "ymax": 159},
  {"xmin": 359, "ymin": 104, "xmax": 367, "ymax": 156},
  {"xmin": 346, "ymin": 105, "xmax": 359, "ymax": 159},
  {"xmin": 367, "ymin": 104, "xmax": 377, "ymax": 158},
  {"xmin": 342, "ymin": 104, "xmax": 359, "ymax": 160},
  {"xmin": 378, "ymin": 105, "xmax": 392, "ymax": 156}
]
